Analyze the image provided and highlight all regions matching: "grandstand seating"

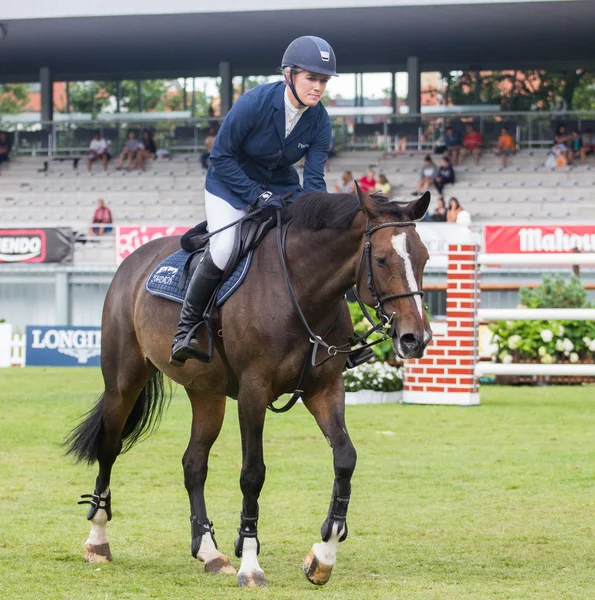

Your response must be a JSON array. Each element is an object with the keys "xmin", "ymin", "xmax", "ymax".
[{"xmin": 1, "ymin": 152, "xmax": 593, "ymax": 237}]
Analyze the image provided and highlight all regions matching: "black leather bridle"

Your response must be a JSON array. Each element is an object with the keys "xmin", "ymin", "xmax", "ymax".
[{"xmin": 354, "ymin": 219, "xmax": 425, "ymax": 335}]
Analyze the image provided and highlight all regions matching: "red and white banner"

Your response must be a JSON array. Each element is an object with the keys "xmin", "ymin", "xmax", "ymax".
[
  {"xmin": 116, "ymin": 226, "xmax": 191, "ymax": 264},
  {"xmin": 484, "ymin": 225, "xmax": 595, "ymax": 254}
]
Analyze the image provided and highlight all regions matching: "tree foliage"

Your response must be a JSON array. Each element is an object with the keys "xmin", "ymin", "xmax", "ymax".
[
  {"xmin": 443, "ymin": 69, "xmax": 595, "ymax": 111},
  {"xmin": 0, "ymin": 84, "xmax": 30, "ymax": 114}
]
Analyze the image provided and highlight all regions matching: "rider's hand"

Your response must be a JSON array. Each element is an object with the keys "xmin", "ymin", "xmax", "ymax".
[{"xmin": 256, "ymin": 191, "xmax": 285, "ymax": 220}]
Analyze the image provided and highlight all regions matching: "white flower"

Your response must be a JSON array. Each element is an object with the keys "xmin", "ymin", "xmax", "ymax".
[
  {"xmin": 555, "ymin": 339, "xmax": 565, "ymax": 352},
  {"xmin": 556, "ymin": 325, "xmax": 565, "ymax": 337},
  {"xmin": 589, "ymin": 340, "xmax": 595, "ymax": 353},
  {"xmin": 570, "ymin": 352, "xmax": 579, "ymax": 363},
  {"xmin": 541, "ymin": 353, "xmax": 554, "ymax": 364},
  {"xmin": 540, "ymin": 329, "xmax": 553, "ymax": 343},
  {"xmin": 508, "ymin": 335, "xmax": 522, "ymax": 350},
  {"xmin": 538, "ymin": 346, "xmax": 547, "ymax": 357},
  {"xmin": 502, "ymin": 354, "xmax": 513, "ymax": 364},
  {"xmin": 583, "ymin": 337, "xmax": 591, "ymax": 346},
  {"xmin": 506, "ymin": 321, "xmax": 515, "ymax": 328},
  {"xmin": 562, "ymin": 338, "xmax": 574, "ymax": 353}
]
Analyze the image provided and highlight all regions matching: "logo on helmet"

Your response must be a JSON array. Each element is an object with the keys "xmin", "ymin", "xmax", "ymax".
[{"xmin": 320, "ymin": 51, "xmax": 329, "ymax": 62}]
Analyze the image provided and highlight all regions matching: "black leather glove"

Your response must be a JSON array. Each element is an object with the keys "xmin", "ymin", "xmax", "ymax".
[{"xmin": 256, "ymin": 191, "xmax": 285, "ymax": 220}]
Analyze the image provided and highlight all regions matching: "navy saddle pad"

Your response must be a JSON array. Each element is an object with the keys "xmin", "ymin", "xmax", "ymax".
[{"xmin": 145, "ymin": 248, "xmax": 253, "ymax": 306}]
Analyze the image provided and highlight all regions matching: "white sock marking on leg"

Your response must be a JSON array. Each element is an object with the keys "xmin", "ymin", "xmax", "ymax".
[
  {"xmin": 197, "ymin": 532, "xmax": 225, "ymax": 564},
  {"xmin": 311, "ymin": 523, "xmax": 343, "ymax": 566},
  {"xmin": 238, "ymin": 538, "xmax": 264, "ymax": 576},
  {"xmin": 391, "ymin": 232, "xmax": 423, "ymax": 317}
]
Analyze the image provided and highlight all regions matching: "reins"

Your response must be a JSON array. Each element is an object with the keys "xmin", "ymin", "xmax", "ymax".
[{"xmin": 267, "ymin": 210, "xmax": 423, "ymax": 413}]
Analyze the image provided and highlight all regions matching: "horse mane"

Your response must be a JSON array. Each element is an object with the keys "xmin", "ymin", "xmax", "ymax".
[{"xmin": 288, "ymin": 191, "xmax": 410, "ymax": 231}]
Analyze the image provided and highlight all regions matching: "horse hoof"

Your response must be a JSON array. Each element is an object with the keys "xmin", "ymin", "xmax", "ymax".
[
  {"xmin": 303, "ymin": 549, "xmax": 333, "ymax": 586},
  {"xmin": 85, "ymin": 543, "xmax": 112, "ymax": 563},
  {"xmin": 204, "ymin": 556, "xmax": 237, "ymax": 575},
  {"xmin": 238, "ymin": 570, "xmax": 267, "ymax": 588}
]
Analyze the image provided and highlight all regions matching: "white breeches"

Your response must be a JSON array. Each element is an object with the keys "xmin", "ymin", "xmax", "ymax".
[{"xmin": 204, "ymin": 190, "xmax": 250, "ymax": 270}]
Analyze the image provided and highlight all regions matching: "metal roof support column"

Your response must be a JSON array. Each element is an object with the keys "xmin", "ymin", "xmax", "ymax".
[
  {"xmin": 40, "ymin": 66, "xmax": 53, "ymax": 124},
  {"xmin": 391, "ymin": 71, "xmax": 397, "ymax": 114},
  {"xmin": 406, "ymin": 56, "xmax": 420, "ymax": 115},
  {"xmin": 219, "ymin": 61, "xmax": 233, "ymax": 116}
]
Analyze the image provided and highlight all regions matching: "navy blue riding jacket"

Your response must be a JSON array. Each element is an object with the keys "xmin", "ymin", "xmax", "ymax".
[{"xmin": 205, "ymin": 81, "xmax": 332, "ymax": 209}]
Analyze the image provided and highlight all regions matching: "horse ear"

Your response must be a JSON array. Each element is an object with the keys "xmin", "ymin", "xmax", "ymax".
[
  {"xmin": 409, "ymin": 191, "xmax": 431, "ymax": 221},
  {"xmin": 355, "ymin": 182, "xmax": 377, "ymax": 216}
]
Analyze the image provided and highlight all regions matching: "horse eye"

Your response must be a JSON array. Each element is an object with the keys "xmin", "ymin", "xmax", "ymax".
[{"xmin": 375, "ymin": 256, "xmax": 388, "ymax": 267}]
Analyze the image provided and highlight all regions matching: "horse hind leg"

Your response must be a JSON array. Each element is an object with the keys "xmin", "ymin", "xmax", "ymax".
[
  {"xmin": 183, "ymin": 389, "xmax": 236, "ymax": 575},
  {"xmin": 66, "ymin": 345, "xmax": 166, "ymax": 563}
]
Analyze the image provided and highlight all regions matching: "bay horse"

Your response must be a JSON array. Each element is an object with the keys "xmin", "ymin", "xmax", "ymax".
[{"xmin": 66, "ymin": 186, "xmax": 432, "ymax": 588}]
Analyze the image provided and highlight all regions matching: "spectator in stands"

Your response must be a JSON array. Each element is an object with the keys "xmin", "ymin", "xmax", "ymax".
[
  {"xmin": 446, "ymin": 197, "xmax": 463, "ymax": 222},
  {"xmin": 136, "ymin": 129, "xmax": 157, "ymax": 171},
  {"xmin": 443, "ymin": 126, "xmax": 462, "ymax": 166},
  {"xmin": 433, "ymin": 156, "xmax": 455, "ymax": 199},
  {"xmin": 568, "ymin": 129, "xmax": 582, "ymax": 165},
  {"xmin": 580, "ymin": 128, "xmax": 595, "ymax": 164},
  {"xmin": 552, "ymin": 124, "xmax": 572, "ymax": 165},
  {"xmin": 118, "ymin": 130, "xmax": 142, "ymax": 171},
  {"xmin": 413, "ymin": 155, "xmax": 437, "ymax": 195},
  {"xmin": 493, "ymin": 127, "xmax": 516, "ymax": 168},
  {"xmin": 359, "ymin": 166, "xmax": 376, "ymax": 193},
  {"xmin": 335, "ymin": 170, "xmax": 356, "ymax": 194},
  {"xmin": 462, "ymin": 124, "xmax": 483, "ymax": 166},
  {"xmin": 200, "ymin": 129, "xmax": 216, "ymax": 171},
  {"xmin": 429, "ymin": 197, "xmax": 447, "ymax": 222},
  {"xmin": 88, "ymin": 199, "xmax": 113, "ymax": 237},
  {"xmin": 375, "ymin": 173, "xmax": 392, "ymax": 195},
  {"xmin": 0, "ymin": 131, "xmax": 11, "ymax": 165},
  {"xmin": 86, "ymin": 131, "xmax": 110, "ymax": 172}
]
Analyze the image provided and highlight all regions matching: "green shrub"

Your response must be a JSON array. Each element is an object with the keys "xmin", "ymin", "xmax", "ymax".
[{"xmin": 519, "ymin": 274, "xmax": 589, "ymax": 309}]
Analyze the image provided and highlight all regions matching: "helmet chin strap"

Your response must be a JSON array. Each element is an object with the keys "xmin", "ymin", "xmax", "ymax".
[{"xmin": 286, "ymin": 69, "xmax": 307, "ymax": 108}]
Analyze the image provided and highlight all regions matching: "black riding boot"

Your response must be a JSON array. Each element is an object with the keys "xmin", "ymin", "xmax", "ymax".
[{"xmin": 169, "ymin": 251, "xmax": 223, "ymax": 367}]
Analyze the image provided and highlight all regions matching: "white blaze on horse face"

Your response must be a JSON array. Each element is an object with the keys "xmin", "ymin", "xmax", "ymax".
[{"xmin": 391, "ymin": 232, "xmax": 423, "ymax": 317}]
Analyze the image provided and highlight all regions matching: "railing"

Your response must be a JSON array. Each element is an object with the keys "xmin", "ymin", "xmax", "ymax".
[{"xmin": 2, "ymin": 110, "xmax": 595, "ymax": 156}]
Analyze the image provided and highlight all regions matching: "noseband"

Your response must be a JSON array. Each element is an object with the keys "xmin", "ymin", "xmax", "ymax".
[{"xmin": 355, "ymin": 219, "xmax": 425, "ymax": 329}]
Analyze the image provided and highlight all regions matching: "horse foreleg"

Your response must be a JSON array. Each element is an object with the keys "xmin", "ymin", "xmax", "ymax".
[
  {"xmin": 183, "ymin": 389, "xmax": 235, "ymax": 575},
  {"xmin": 235, "ymin": 378, "xmax": 270, "ymax": 588},
  {"xmin": 302, "ymin": 377, "xmax": 357, "ymax": 585}
]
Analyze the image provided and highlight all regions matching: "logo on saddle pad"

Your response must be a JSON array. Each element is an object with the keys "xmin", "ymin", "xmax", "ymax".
[
  {"xmin": 26, "ymin": 326, "xmax": 102, "ymax": 366},
  {"xmin": 153, "ymin": 265, "xmax": 179, "ymax": 286}
]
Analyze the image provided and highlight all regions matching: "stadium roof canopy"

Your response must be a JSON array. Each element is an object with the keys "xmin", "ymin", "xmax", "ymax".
[{"xmin": 1, "ymin": 0, "xmax": 594, "ymax": 82}]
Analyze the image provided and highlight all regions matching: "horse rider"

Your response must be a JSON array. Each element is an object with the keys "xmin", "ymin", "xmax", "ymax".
[{"xmin": 170, "ymin": 36, "xmax": 338, "ymax": 366}]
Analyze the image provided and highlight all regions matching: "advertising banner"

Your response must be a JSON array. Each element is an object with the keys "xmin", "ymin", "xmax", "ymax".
[
  {"xmin": 25, "ymin": 326, "xmax": 101, "ymax": 367},
  {"xmin": 116, "ymin": 225, "xmax": 191, "ymax": 264},
  {"xmin": 417, "ymin": 223, "xmax": 479, "ymax": 255},
  {"xmin": 0, "ymin": 228, "xmax": 74, "ymax": 264},
  {"xmin": 484, "ymin": 225, "xmax": 595, "ymax": 254}
]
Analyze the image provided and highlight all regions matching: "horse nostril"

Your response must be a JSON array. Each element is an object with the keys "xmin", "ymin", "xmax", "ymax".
[{"xmin": 400, "ymin": 333, "xmax": 421, "ymax": 349}]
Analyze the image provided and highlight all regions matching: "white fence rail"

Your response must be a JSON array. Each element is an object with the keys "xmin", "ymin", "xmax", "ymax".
[
  {"xmin": 476, "ymin": 363, "xmax": 595, "ymax": 377},
  {"xmin": 478, "ymin": 253, "xmax": 595, "ymax": 266},
  {"xmin": 478, "ymin": 308, "xmax": 595, "ymax": 321}
]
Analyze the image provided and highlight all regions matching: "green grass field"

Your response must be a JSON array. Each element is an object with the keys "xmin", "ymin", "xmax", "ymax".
[{"xmin": 1, "ymin": 368, "xmax": 595, "ymax": 599}]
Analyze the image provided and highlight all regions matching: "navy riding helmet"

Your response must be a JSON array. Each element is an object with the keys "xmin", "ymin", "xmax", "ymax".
[{"xmin": 282, "ymin": 36, "xmax": 338, "ymax": 106}]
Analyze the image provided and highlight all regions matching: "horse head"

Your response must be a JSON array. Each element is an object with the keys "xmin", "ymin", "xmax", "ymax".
[{"xmin": 355, "ymin": 186, "xmax": 432, "ymax": 359}]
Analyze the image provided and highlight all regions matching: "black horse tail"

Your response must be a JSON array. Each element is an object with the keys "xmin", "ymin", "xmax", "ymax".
[{"xmin": 64, "ymin": 371, "xmax": 170, "ymax": 465}]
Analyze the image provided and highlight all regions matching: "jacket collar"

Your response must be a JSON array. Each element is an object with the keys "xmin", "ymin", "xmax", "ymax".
[{"xmin": 273, "ymin": 83, "xmax": 286, "ymax": 144}]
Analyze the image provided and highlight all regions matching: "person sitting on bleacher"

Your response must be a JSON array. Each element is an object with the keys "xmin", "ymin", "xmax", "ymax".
[
  {"xmin": 413, "ymin": 155, "xmax": 437, "ymax": 195},
  {"xmin": 433, "ymin": 156, "xmax": 455, "ymax": 199},
  {"xmin": 429, "ymin": 197, "xmax": 447, "ymax": 222},
  {"xmin": 552, "ymin": 124, "xmax": 572, "ymax": 165},
  {"xmin": 461, "ymin": 124, "xmax": 483, "ymax": 166},
  {"xmin": 358, "ymin": 166, "xmax": 376, "ymax": 193},
  {"xmin": 446, "ymin": 197, "xmax": 464, "ymax": 223},
  {"xmin": 580, "ymin": 128, "xmax": 595, "ymax": 165},
  {"xmin": 443, "ymin": 126, "xmax": 462, "ymax": 166},
  {"xmin": 0, "ymin": 131, "xmax": 12, "ymax": 165},
  {"xmin": 374, "ymin": 173, "xmax": 392, "ymax": 195},
  {"xmin": 118, "ymin": 130, "xmax": 143, "ymax": 171},
  {"xmin": 136, "ymin": 129, "xmax": 157, "ymax": 171},
  {"xmin": 493, "ymin": 127, "xmax": 516, "ymax": 169},
  {"xmin": 568, "ymin": 130, "xmax": 582, "ymax": 166},
  {"xmin": 87, "ymin": 131, "xmax": 110, "ymax": 172},
  {"xmin": 88, "ymin": 199, "xmax": 113, "ymax": 237},
  {"xmin": 335, "ymin": 170, "xmax": 356, "ymax": 194}
]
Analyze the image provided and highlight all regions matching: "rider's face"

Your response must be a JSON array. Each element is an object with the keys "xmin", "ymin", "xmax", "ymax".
[{"xmin": 287, "ymin": 70, "xmax": 329, "ymax": 108}]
